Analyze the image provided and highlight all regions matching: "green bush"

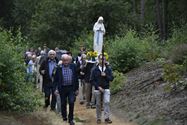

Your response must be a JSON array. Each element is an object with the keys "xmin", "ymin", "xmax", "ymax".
[
  {"xmin": 163, "ymin": 63, "xmax": 182, "ymax": 84},
  {"xmin": 71, "ymin": 32, "xmax": 93, "ymax": 56},
  {"xmin": 107, "ymin": 30, "xmax": 146, "ymax": 72},
  {"xmin": 110, "ymin": 71, "xmax": 126, "ymax": 94},
  {"xmin": 169, "ymin": 44, "xmax": 187, "ymax": 64},
  {"xmin": 0, "ymin": 28, "xmax": 41, "ymax": 112},
  {"xmin": 30, "ymin": 0, "xmax": 134, "ymax": 49},
  {"xmin": 142, "ymin": 31, "xmax": 162, "ymax": 61},
  {"xmin": 163, "ymin": 63, "xmax": 187, "ymax": 91},
  {"xmin": 169, "ymin": 24, "xmax": 187, "ymax": 45},
  {"xmin": 163, "ymin": 24, "xmax": 187, "ymax": 59}
]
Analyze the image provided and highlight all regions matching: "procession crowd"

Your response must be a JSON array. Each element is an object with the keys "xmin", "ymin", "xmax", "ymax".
[{"xmin": 24, "ymin": 44, "xmax": 113, "ymax": 125}]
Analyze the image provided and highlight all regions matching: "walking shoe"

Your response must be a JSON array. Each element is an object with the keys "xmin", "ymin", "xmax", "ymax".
[
  {"xmin": 69, "ymin": 120, "xmax": 75, "ymax": 125},
  {"xmin": 63, "ymin": 118, "xmax": 67, "ymax": 122},
  {"xmin": 91, "ymin": 104, "xmax": 96, "ymax": 109},
  {"xmin": 97, "ymin": 119, "xmax": 101, "ymax": 124},
  {"xmin": 50, "ymin": 108, "xmax": 56, "ymax": 112},
  {"xmin": 86, "ymin": 103, "xmax": 91, "ymax": 109},
  {"xmin": 105, "ymin": 118, "xmax": 112, "ymax": 124},
  {"xmin": 80, "ymin": 101, "xmax": 84, "ymax": 105}
]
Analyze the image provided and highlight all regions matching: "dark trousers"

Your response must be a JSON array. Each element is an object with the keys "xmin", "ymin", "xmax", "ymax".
[
  {"xmin": 43, "ymin": 83, "xmax": 56, "ymax": 110},
  {"xmin": 59, "ymin": 85, "xmax": 75, "ymax": 122}
]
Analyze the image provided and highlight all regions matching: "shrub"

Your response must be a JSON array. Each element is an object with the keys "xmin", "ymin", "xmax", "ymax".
[
  {"xmin": 0, "ymin": 28, "xmax": 41, "ymax": 112},
  {"xmin": 142, "ymin": 32, "xmax": 162, "ymax": 61},
  {"xmin": 110, "ymin": 71, "xmax": 126, "ymax": 94},
  {"xmin": 169, "ymin": 44, "xmax": 187, "ymax": 64},
  {"xmin": 163, "ymin": 63, "xmax": 182, "ymax": 84},
  {"xmin": 163, "ymin": 63, "xmax": 187, "ymax": 91},
  {"xmin": 107, "ymin": 30, "xmax": 146, "ymax": 72},
  {"xmin": 169, "ymin": 24, "xmax": 187, "ymax": 45},
  {"xmin": 163, "ymin": 24, "xmax": 187, "ymax": 59},
  {"xmin": 71, "ymin": 32, "xmax": 93, "ymax": 56}
]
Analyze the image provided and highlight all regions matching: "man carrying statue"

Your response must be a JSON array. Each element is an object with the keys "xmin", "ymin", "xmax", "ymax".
[{"xmin": 90, "ymin": 53, "xmax": 114, "ymax": 124}]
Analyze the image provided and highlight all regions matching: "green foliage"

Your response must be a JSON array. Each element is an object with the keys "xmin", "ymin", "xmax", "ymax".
[
  {"xmin": 169, "ymin": 24, "xmax": 187, "ymax": 45},
  {"xmin": 71, "ymin": 32, "xmax": 93, "ymax": 56},
  {"xmin": 1, "ymin": 0, "xmax": 187, "ymax": 46},
  {"xmin": 163, "ymin": 63, "xmax": 182, "ymax": 84},
  {"xmin": 0, "ymin": 0, "xmax": 14, "ymax": 28},
  {"xmin": 0, "ymin": 0, "xmax": 186, "ymax": 51},
  {"xmin": 0, "ymin": 28, "xmax": 41, "ymax": 112},
  {"xmin": 163, "ymin": 63, "xmax": 187, "ymax": 91},
  {"xmin": 183, "ymin": 57, "xmax": 187, "ymax": 72},
  {"xmin": 110, "ymin": 71, "xmax": 126, "ymax": 94},
  {"xmin": 141, "ymin": 28, "xmax": 162, "ymax": 61},
  {"xmin": 162, "ymin": 24, "xmax": 187, "ymax": 57},
  {"xmin": 12, "ymin": 0, "xmax": 39, "ymax": 34},
  {"xmin": 107, "ymin": 30, "xmax": 146, "ymax": 72},
  {"xmin": 169, "ymin": 44, "xmax": 187, "ymax": 64},
  {"xmin": 29, "ymin": 0, "xmax": 137, "ymax": 49},
  {"xmin": 162, "ymin": 26, "xmax": 187, "ymax": 90}
]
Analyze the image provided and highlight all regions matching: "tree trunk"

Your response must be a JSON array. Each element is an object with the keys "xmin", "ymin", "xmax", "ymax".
[
  {"xmin": 162, "ymin": 0, "xmax": 168, "ymax": 40},
  {"xmin": 132, "ymin": 0, "xmax": 136, "ymax": 16},
  {"xmin": 140, "ymin": 0, "xmax": 145, "ymax": 24},
  {"xmin": 155, "ymin": 0, "xmax": 164, "ymax": 40}
]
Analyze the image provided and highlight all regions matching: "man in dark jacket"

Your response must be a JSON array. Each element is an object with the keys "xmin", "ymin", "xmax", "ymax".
[
  {"xmin": 54, "ymin": 54, "xmax": 79, "ymax": 125},
  {"xmin": 39, "ymin": 50, "xmax": 58, "ymax": 111},
  {"xmin": 90, "ymin": 54, "xmax": 113, "ymax": 124}
]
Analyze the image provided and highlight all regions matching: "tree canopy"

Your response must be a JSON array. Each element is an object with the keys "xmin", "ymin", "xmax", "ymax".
[{"xmin": 0, "ymin": 0, "xmax": 187, "ymax": 48}]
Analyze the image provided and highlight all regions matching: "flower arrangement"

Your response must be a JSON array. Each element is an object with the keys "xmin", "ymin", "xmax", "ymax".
[
  {"xmin": 104, "ymin": 52, "xmax": 109, "ymax": 61},
  {"xmin": 86, "ymin": 51, "xmax": 98, "ymax": 60}
]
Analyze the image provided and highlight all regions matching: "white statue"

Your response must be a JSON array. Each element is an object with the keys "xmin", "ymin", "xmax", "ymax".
[{"xmin": 93, "ymin": 16, "xmax": 105, "ymax": 55}]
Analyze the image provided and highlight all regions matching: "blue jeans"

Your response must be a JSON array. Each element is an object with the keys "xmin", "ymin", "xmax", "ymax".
[
  {"xmin": 43, "ymin": 83, "xmax": 56, "ymax": 110},
  {"xmin": 59, "ymin": 85, "xmax": 75, "ymax": 122}
]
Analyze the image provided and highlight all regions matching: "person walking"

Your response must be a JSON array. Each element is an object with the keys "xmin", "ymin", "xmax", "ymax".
[
  {"xmin": 39, "ymin": 50, "xmax": 58, "ymax": 111},
  {"xmin": 54, "ymin": 54, "xmax": 79, "ymax": 125},
  {"xmin": 91, "ymin": 54, "xmax": 113, "ymax": 124}
]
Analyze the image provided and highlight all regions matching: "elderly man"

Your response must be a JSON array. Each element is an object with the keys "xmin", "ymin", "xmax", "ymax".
[
  {"xmin": 39, "ymin": 50, "xmax": 58, "ymax": 111},
  {"xmin": 91, "ymin": 54, "xmax": 113, "ymax": 124},
  {"xmin": 54, "ymin": 54, "xmax": 79, "ymax": 125}
]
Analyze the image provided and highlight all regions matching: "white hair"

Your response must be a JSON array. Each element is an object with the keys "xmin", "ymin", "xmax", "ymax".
[
  {"xmin": 40, "ymin": 50, "xmax": 45, "ymax": 55},
  {"xmin": 61, "ymin": 54, "xmax": 72, "ymax": 61},
  {"xmin": 48, "ymin": 50, "xmax": 56, "ymax": 56},
  {"xmin": 61, "ymin": 54, "xmax": 68, "ymax": 60},
  {"xmin": 27, "ymin": 53, "xmax": 32, "ymax": 57}
]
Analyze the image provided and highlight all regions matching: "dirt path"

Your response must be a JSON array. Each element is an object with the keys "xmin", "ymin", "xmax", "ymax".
[
  {"xmin": 0, "ymin": 98, "xmax": 136, "ymax": 125},
  {"xmin": 73, "ymin": 100, "xmax": 136, "ymax": 125}
]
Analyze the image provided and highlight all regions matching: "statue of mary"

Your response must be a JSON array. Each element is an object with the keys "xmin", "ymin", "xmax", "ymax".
[{"xmin": 93, "ymin": 16, "xmax": 105, "ymax": 55}]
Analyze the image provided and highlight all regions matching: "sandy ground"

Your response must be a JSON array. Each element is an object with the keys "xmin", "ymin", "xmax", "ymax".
[
  {"xmin": 73, "ymin": 100, "xmax": 136, "ymax": 125},
  {"xmin": 0, "ymin": 97, "xmax": 136, "ymax": 125}
]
